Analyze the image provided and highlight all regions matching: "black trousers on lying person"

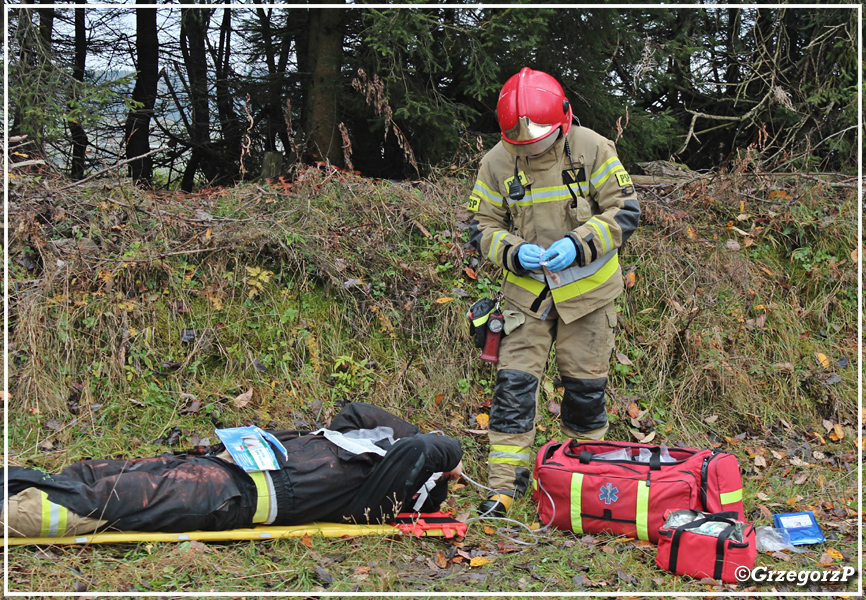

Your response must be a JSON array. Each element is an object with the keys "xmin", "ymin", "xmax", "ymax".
[
  {"xmin": 6, "ymin": 454, "xmax": 255, "ymax": 533},
  {"xmin": 4, "ymin": 402, "xmax": 463, "ymax": 535}
]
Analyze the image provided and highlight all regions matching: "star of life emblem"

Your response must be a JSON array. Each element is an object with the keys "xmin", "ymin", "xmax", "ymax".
[{"xmin": 599, "ymin": 482, "xmax": 619, "ymax": 505}]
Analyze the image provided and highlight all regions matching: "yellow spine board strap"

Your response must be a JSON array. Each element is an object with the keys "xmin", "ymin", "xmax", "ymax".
[{"xmin": 5, "ymin": 522, "xmax": 461, "ymax": 546}]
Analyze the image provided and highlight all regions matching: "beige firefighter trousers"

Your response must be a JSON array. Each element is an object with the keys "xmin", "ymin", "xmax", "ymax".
[{"xmin": 487, "ymin": 299, "xmax": 617, "ymax": 494}]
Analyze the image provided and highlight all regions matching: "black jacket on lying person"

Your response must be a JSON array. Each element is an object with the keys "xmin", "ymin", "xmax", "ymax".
[{"xmin": 4, "ymin": 403, "xmax": 462, "ymax": 535}]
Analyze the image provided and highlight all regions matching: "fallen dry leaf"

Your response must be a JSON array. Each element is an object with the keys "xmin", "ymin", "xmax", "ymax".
[
  {"xmin": 814, "ymin": 352, "xmax": 831, "ymax": 368},
  {"xmin": 825, "ymin": 548, "xmax": 844, "ymax": 560},
  {"xmin": 434, "ymin": 551, "xmax": 448, "ymax": 569},
  {"xmin": 754, "ymin": 455, "xmax": 767, "ymax": 468},
  {"xmin": 469, "ymin": 556, "xmax": 492, "ymax": 567},
  {"xmin": 475, "ymin": 413, "xmax": 489, "ymax": 429},
  {"xmin": 616, "ymin": 352, "xmax": 633, "ymax": 366},
  {"xmin": 434, "ymin": 297, "xmax": 454, "ymax": 304},
  {"xmin": 704, "ymin": 415, "xmax": 718, "ymax": 424},
  {"xmin": 301, "ymin": 533, "xmax": 313, "ymax": 549},
  {"xmin": 756, "ymin": 504, "xmax": 773, "ymax": 520},
  {"xmin": 233, "ymin": 387, "xmax": 254, "ymax": 408},
  {"xmin": 624, "ymin": 271, "xmax": 636, "ymax": 289}
]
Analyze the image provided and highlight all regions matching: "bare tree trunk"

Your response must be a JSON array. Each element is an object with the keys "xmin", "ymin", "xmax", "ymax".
[
  {"xmin": 180, "ymin": 5, "xmax": 213, "ymax": 191},
  {"xmin": 302, "ymin": 6, "xmax": 345, "ymax": 167},
  {"xmin": 124, "ymin": 3, "xmax": 159, "ymax": 185},
  {"xmin": 69, "ymin": 5, "xmax": 89, "ymax": 180},
  {"xmin": 255, "ymin": 8, "xmax": 279, "ymax": 152},
  {"xmin": 214, "ymin": 8, "xmax": 240, "ymax": 172},
  {"xmin": 724, "ymin": 8, "xmax": 740, "ymax": 96}
]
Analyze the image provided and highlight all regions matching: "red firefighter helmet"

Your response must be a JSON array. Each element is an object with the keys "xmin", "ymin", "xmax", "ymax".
[{"xmin": 497, "ymin": 67, "xmax": 572, "ymax": 156}]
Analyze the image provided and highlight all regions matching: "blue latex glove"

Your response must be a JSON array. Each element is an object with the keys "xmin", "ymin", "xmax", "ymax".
[
  {"xmin": 517, "ymin": 243, "xmax": 544, "ymax": 270},
  {"xmin": 542, "ymin": 238, "xmax": 577, "ymax": 272}
]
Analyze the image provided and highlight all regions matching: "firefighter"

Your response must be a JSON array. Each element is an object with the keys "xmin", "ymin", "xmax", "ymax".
[
  {"xmin": 467, "ymin": 68, "xmax": 640, "ymax": 516},
  {"xmin": 3, "ymin": 403, "xmax": 463, "ymax": 537}
]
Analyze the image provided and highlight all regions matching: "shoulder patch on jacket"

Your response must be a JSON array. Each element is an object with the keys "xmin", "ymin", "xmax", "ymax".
[
  {"xmin": 467, "ymin": 196, "xmax": 481, "ymax": 211},
  {"xmin": 615, "ymin": 172, "xmax": 633, "ymax": 187}
]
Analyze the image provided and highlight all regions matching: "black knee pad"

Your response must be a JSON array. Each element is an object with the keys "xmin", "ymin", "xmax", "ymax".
[
  {"xmin": 560, "ymin": 376, "xmax": 608, "ymax": 432},
  {"xmin": 489, "ymin": 369, "xmax": 538, "ymax": 434}
]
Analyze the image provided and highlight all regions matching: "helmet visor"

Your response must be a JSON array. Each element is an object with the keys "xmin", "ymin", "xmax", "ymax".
[
  {"xmin": 503, "ymin": 116, "xmax": 554, "ymax": 143},
  {"xmin": 503, "ymin": 128, "xmax": 560, "ymax": 157}
]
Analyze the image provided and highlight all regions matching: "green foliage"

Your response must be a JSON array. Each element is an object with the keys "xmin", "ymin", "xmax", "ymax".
[{"xmin": 8, "ymin": 9, "xmax": 138, "ymax": 156}]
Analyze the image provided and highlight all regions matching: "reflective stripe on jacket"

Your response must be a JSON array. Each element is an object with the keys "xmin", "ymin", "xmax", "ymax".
[{"xmin": 467, "ymin": 126, "xmax": 640, "ymax": 323}]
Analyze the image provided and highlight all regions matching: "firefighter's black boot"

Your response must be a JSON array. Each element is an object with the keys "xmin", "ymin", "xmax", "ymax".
[{"xmin": 477, "ymin": 493, "xmax": 513, "ymax": 517}]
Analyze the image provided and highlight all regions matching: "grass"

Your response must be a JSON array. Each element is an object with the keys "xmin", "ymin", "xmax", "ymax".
[{"xmin": 5, "ymin": 163, "xmax": 860, "ymax": 594}]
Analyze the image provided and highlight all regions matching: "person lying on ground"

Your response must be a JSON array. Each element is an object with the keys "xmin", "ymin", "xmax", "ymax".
[{"xmin": 2, "ymin": 402, "xmax": 463, "ymax": 537}]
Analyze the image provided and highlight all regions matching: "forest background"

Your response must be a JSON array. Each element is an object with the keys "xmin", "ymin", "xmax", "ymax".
[{"xmin": 4, "ymin": 3, "xmax": 862, "ymax": 595}]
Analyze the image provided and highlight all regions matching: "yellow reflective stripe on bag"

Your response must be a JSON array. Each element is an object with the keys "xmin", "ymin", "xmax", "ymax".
[
  {"xmin": 720, "ymin": 488, "xmax": 744, "ymax": 504},
  {"xmin": 636, "ymin": 479, "xmax": 650, "ymax": 540},
  {"xmin": 40, "ymin": 490, "xmax": 69, "ymax": 538},
  {"xmin": 472, "ymin": 311, "xmax": 492, "ymax": 328},
  {"xmin": 570, "ymin": 473, "xmax": 584, "ymax": 534}
]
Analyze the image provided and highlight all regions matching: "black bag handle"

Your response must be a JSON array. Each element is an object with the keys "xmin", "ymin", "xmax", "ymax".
[
  {"xmin": 649, "ymin": 447, "xmax": 661, "ymax": 471},
  {"xmin": 668, "ymin": 515, "xmax": 740, "ymax": 576},
  {"xmin": 540, "ymin": 442, "xmax": 562, "ymax": 464},
  {"xmin": 714, "ymin": 524, "xmax": 737, "ymax": 581}
]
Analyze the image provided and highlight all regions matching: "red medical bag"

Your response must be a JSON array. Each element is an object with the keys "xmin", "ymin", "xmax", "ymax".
[
  {"xmin": 655, "ymin": 509, "xmax": 756, "ymax": 582},
  {"xmin": 533, "ymin": 440, "xmax": 744, "ymax": 543}
]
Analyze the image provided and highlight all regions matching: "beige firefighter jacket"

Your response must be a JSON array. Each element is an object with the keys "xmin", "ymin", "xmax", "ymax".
[{"xmin": 467, "ymin": 126, "xmax": 640, "ymax": 324}]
